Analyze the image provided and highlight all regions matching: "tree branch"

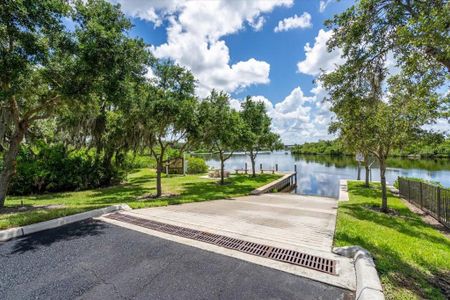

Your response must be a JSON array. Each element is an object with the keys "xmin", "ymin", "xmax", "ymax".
[{"xmin": 23, "ymin": 95, "xmax": 61, "ymax": 122}]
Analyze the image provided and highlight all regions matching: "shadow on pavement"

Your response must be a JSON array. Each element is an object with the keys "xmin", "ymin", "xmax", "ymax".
[{"xmin": 8, "ymin": 219, "xmax": 108, "ymax": 255}]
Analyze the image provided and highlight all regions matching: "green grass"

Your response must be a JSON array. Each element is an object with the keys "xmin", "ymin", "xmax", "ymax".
[
  {"xmin": 335, "ymin": 181, "xmax": 450, "ymax": 300},
  {"xmin": 1, "ymin": 169, "xmax": 280, "ymax": 230}
]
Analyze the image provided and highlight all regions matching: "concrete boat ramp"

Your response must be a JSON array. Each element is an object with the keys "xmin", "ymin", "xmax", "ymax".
[{"xmin": 101, "ymin": 192, "xmax": 356, "ymax": 292}]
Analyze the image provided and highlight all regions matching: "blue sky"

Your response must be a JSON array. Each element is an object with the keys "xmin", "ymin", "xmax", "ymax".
[{"xmin": 112, "ymin": 0, "xmax": 355, "ymax": 144}]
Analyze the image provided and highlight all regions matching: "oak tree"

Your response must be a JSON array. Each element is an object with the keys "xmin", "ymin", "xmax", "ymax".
[
  {"xmin": 199, "ymin": 90, "xmax": 244, "ymax": 185},
  {"xmin": 240, "ymin": 97, "xmax": 282, "ymax": 176}
]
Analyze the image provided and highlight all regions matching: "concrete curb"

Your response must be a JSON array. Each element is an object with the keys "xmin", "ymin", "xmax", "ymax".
[
  {"xmin": 334, "ymin": 246, "xmax": 384, "ymax": 300},
  {"xmin": 0, "ymin": 204, "xmax": 131, "ymax": 242},
  {"xmin": 338, "ymin": 180, "xmax": 349, "ymax": 201},
  {"xmin": 250, "ymin": 172, "xmax": 296, "ymax": 195}
]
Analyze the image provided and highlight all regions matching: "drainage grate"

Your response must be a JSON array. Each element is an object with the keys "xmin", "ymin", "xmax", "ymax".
[
  {"xmin": 268, "ymin": 248, "xmax": 335, "ymax": 274},
  {"xmin": 105, "ymin": 212, "xmax": 337, "ymax": 275},
  {"xmin": 240, "ymin": 241, "xmax": 271, "ymax": 256},
  {"xmin": 159, "ymin": 223, "xmax": 182, "ymax": 234},
  {"xmin": 177, "ymin": 227, "xmax": 201, "ymax": 239},
  {"xmin": 215, "ymin": 236, "xmax": 245, "ymax": 249},
  {"xmin": 194, "ymin": 232, "xmax": 222, "ymax": 243}
]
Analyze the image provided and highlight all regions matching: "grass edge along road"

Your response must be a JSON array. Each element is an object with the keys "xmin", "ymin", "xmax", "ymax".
[
  {"xmin": 334, "ymin": 181, "xmax": 450, "ymax": 300},
  {"xmin": 0, "ymin": 169, "xmax": 281, "ymax": 230}
]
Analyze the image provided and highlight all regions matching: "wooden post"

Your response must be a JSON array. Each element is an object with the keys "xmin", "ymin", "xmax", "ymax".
[
  {"xmin": 294, "ymin": 164, "xmax": 297, "ymax": 185},
  {"xmin": 245, "ymin": 162, "xmax": 248, "ymax": 174},
  {"xmin": 166, "ymin": 165, "xmax": 169, "ymax": 177},
  {"xmin": 437, "ymin": 186, "xmax": 441, "ymax": 222},
  {"xmin": 260, "ymin": 163, "xmax": 263, "ymax": 174}
]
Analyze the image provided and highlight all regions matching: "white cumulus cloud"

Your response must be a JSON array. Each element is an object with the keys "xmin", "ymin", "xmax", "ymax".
[
  {"xmin": 249, "ymin": 16, "xmax": 266, "ymax": 31},
  {"xmin": 233, "ymin": 85, "xmax": 334, "ymax": 144},
  {"xmin": 297, "ymin": 29, "xmax": 344, "ymax": 76},
  {"xmin": 112, "ymin": 0, "xmax": 183, "ymax": 26},
  {"xmin": 112, "ymin": 0, "xmax": 293, "ymax": 97},
  {"xmin": 319, "ymin": 0, "xmax": 333, "ymax": 13},
  {"xmin": 274, "ymin": 12, "xmax": 312, "ymax": 32}
]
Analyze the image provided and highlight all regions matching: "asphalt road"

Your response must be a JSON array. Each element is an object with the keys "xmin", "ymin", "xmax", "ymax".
[{"xmin": 0, "ymin": 220, "xmax": 354, "ymax": 300}]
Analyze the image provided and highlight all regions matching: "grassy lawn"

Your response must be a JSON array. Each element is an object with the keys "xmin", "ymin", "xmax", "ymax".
[
  {"xmin": 335, "ymin": 181, "xmax": 450, "ymax": 300},
  {"xmin": 0, "ymin": 168, "xmax": 280, "ymax": 230}
]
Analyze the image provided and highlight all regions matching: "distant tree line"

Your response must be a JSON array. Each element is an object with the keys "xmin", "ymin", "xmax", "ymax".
[
  {"xmin": 291, "ymin": 140, "xmax": 348, "ymax": 156},
  {"xmin": 291, "ymin": 138, "xmax": 450, "ymax": 158},
  {"xmin": 0, "ymin": 0, "xmax": 281, "ymax": 207}
]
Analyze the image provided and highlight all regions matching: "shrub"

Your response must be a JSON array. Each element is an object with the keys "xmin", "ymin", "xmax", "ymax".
[
  {"xmin": 124, "ymin": 153, "xmax": 156, "ymax": 169},
  {"xmin": 187, "ymin": 156, "xmax": 208, "ymax": 174},
  {"xmin": 8, "ymin": 143, "xmax": 124, "ymax": 195}
]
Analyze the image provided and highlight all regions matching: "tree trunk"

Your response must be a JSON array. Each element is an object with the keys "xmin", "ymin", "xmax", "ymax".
[
  {"xmin": 156, "ymin": 158, "xmax": 163, "ymax": 197},
  {"xmin": 153, "ymin": 143, "xmax": 166, "ymax": 198},
  {"xmin": 219, "ymin": 152, "xmax": 225, "ymax": 185},
  {"xmin": 102, "ymin": 149, "xmax": 114, "ymax": 186},
  {"xmin": 250, "ymin": 150, "xmax": 256, "ymax": 177},
  {"xmin": 379, "ymin": 157, "xmax": 388, "ymax": 212},
  {"xmin": 364, "ymin": 154, "xmax": 370, "ymax": 187},
  {"xmin": 0, "ymin": 128, "xmax": 25, "ymax": 207}
]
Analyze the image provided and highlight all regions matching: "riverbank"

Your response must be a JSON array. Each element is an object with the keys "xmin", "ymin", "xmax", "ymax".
[
  {"xmin": 0, "ymin": 169, "xmax": 281, "ymax": 230},
  {"xmin": 290, "ymin": 139, "xmax": 450, "ymax": 158},
  {"xmin": 291, "ymin": 152, "xmax": 450, "ymax": 159},
  {"xmin": 334, "ymin": 181, "xmax": 450, "ymax": 299}
]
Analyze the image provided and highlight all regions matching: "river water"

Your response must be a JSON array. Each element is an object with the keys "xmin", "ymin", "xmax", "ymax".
[{"xmin": 196, "ymin": 151, "xmax": 450, "ymax": 198}]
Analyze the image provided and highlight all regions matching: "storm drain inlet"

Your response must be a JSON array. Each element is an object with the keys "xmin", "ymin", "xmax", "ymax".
[{"xmin": 105, "ymin": 212, "xmax": 337, "ymax": 275}]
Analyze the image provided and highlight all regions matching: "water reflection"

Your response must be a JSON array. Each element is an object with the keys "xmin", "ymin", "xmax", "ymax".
[{"xmin": 196, "ymin": 151, "xmax": 450, "ymax": 198}]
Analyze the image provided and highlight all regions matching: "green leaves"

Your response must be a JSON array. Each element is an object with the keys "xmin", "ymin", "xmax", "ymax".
[
  {"xmin": 0, "ymin": 0, "xmax": 153, "ymax": 204},
  {"xmin": 321, "ymin": 0, "xmax": 448, "ymax": 209},
  {"xmin": 326, "ymin": 0, "xmax": 449, "ymax": 76},
  {"xmin": 240, "ymin": 97, "xmax": 282, "ymax": 153},
  {"xmin": 138, "ymin": 61, "xmax": 198, "ymax": 146},
  {"xmin": 199, "ymin": 90, "xmax": 244, "ymax": 154}
]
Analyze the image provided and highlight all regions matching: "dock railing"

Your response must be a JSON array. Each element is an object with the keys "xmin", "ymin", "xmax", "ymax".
[{"xmin": 398, "ymin": 177, "xmax": 449, "ymax": 228}]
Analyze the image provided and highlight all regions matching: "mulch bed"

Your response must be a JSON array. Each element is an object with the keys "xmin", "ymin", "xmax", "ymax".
[
  {"xmin": 364, "ymin": 204, "xmax": 400, "ymax": 216},
  {"xmin": 399, "ymin": 198, "xmax": 450, "ymax": 239}
]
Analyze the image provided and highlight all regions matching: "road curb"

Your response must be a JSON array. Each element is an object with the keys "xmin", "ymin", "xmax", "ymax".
[
  {"xmin": 334, "ymin": 246, "xmax": 384, "ymax": 300},
  {"xmin": 338, "ymin": 180, "xmax": 349, "ymax": 201},
  {"xmin": 0, "ymin": 204, "xmax": 131, "ymax": 242}
]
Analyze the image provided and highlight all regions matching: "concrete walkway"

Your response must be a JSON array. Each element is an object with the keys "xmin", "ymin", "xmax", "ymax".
[{"xmin": 102, "ymin": 193, "xmax": 356, "ymax": 291}]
